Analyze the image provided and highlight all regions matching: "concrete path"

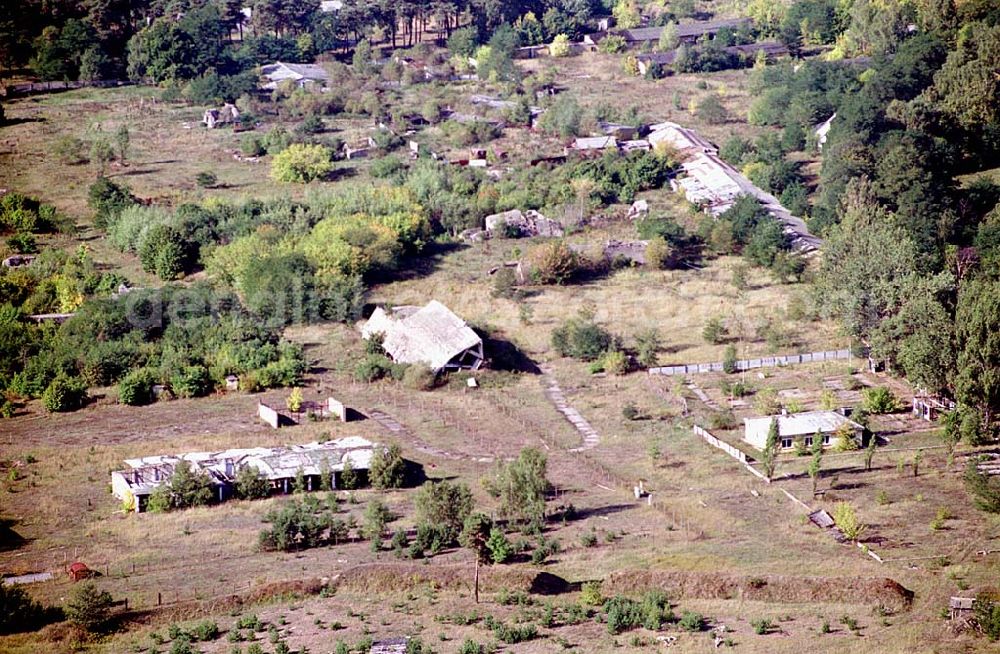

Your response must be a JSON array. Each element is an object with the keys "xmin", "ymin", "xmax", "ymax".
[
  {"xmin": 541, "ymin": 367, "xmax": 600, "ymax": 452},
  {"xmin": 685, "ymin": 379, "xmax": 720, "ymax": 410},
  {"xmin": 365, "ymin": 408, "xmax": 492, "ymax": 462}
]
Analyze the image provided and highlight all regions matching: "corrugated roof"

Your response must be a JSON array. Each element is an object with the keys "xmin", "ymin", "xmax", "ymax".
[
  {"xmin": 744, "ymin": 411, "xmax": 863, "ymax": 438},
  {"xmin": 572, "ymin": 136, "xmax": 617, "ymax": 150},
  {"xmin": 362, "ymin": 301, "xmax": 482, "ymax": 372}
]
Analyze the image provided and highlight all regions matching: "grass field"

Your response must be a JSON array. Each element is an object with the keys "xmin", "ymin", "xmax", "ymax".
[{"xmin": 2, "ymin": 50, "xmax": 1000, "ymax": 654}]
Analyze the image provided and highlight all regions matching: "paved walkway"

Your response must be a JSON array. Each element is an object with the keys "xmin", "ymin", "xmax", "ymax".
[
  {"xmin": 541, "ymin": 367, "xmax": 600, "ymax": 452},
  {"xmin": 685, "ymin": 379, "xmax": 720, "ymax": 410},
  {"xmin": 365, "ymin": 408, "xmax": 491, "ymax": 462}
]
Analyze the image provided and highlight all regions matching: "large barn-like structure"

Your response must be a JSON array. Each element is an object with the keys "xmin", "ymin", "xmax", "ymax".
[{"xmin": 361, "ymin": 300, "xmax": 484, "ymax": 373}]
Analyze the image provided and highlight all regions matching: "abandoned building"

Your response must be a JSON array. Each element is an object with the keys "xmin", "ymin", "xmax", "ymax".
[
  {"xmin": 110, "ymin": 437, "xmax": 376, "ymax": 513},
  {"xmin": 568, "ymin": 135, "xmax": 618, "ymax": 154},
  {"xmin": 743, "ymin": 410, "xmax": 864, "ymax": 451},
  {"xmin": 260, "ymin": 62, "xmax": 330, "ymax": 90},
  {"xmin": 584, "ymin": 17, "xmax": 752, "ymax": 48},
  {"xmin": 361, "ymin": 300, "xmax": 484, "ymax": 373},
  {"xmin": 484, "ymin": 209, "xmax": 564, "ymax": 238},
  {"xmin": 202, "ymin": 103, "xmax": 240, "ymax": 129}
]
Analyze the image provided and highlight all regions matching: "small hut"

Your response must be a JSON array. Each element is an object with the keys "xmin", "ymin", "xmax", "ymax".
[{"xmin": 67, "ymin": 562, "xmax": 93, "ymax": 581}]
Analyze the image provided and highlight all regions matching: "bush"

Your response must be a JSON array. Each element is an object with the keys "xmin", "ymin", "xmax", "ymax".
[
  {"xmin": 678, "ymin": 610, "xmax": 705, "ymax": 632},
  {"xmin": 696, "ymin": 94, "xmax": 728, "ymax": 124},
  {"xmin": 550, "ymin": 34, "xmax": 571, "ymax": 57},
  {"xmin": 832, "ymin": 502, "xmax": 866, "ymax": 540},
  {"xmin": 195, "ymin": 171, "xmax": 218, "ymax": 188},
  {"xmin": 118, "ymin": 367, "xmax": 156, "ymax": 406},
  {"xmin": 369, "ymin": 443, "xmax": 405, "ymax": 490},
  {"xmin": 402, "ymin": 365, "xmax": 438, "ymax": 391},
  {"xmin": 581, "ymin": 581, "xmax": 603, "ymax": 606},
  {"xmin": 270, "ymin": 143, "xmax": 334, "ymax": 183},
  {"xmin": 487, "ymin": 527, "xmax": 512, "ymax": 564},
  {"xmin": 528, "ymin": 240, "xmax": 580, "ymax": 284},
  {"xmin": 54, "ymin": 136, "xmax": 88, "ymax": 165},
  {"xmin": 147, "ymin": 461, "xmax": 214, "ymax": 512},
  {"xmin": 191, "ymin": 620, "xmax": 219, "ymax": 641},
  {"xmin": 41, "ymin": 374, "xmax": 87, "ymax": 412},
  {"xmin": 0, "ymin": 583, "xmax": 59, "ymax": 634},
  {"xmin": 235, "ymin": 465, "xmax": 271, "ymax": 500},
  {"xmin": 645, "ymin": 236, "xmax": 675, "ymax": 269},
  {"xmin": 973, "ymin": 593, "xmax": 1000, "ymax": 641},
  {"xmin": 702, "ymin": 316, "xmax": 726, "ymax": 344},
  {"xmin": 599, "ymin": 34, "xmax": 628, "ymax": 53},
  {"xmin": 602, "ymin": 593, "xmax": 673, "ymax": 634},
  {"xmin": 88, "ymin": 177, "xmax": 136, "ymax": 229},
  {"xmin": 861, "ymin": 386, "xmax": 898, "ymax": 414},
  {"xmin": 722, "ymin": 344, "xmax": 738, "ymax": 374},
  {"xmin": 64, "ymin": 581, "xmax": 113, "ymax": 632},
  {"xmin": 169, "ymin": 365, "xmax": 211, "ymax": 398},
  {"xmin": 138, "ymin": 224, "xmax": 190, "ymax": 280},
  {"xmin": 240, "ymin": 134, "xmax": 266, "ymax": 156},
  {"xmin": 751, "ymin": 618, "xmax": 774, "ymax": 635},
  {"xmin": 552, "ymin": 318, "xmax": 613, "ymax": 361}
]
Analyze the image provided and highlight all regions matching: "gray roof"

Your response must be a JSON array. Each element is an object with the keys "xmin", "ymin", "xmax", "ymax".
[
  {"xmin": 361, "ymin": 301, "xmax": 482, "ymax": 372},
  {"xmin": 745, "ymin": 411, "xmax": 863, "ymax": 438},
  {"xmin": 620, "ymin": 18, "xmax": 751, "ymax": 42},
  {"xmin": 261, "ymin": 62, "xmax": 330, "ymax": 82}
]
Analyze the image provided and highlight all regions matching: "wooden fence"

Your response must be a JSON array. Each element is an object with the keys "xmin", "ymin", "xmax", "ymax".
[
  {"xmin": 649, "ymin": 349, "xmax": 852, "ymax": 376},
  {"xmin": 692, "ymin": 425, "xmax": 770, "ymax": 482},
  {"xmin": 3, "ymin": 79, "xmax": 136, "ymax": 98}
]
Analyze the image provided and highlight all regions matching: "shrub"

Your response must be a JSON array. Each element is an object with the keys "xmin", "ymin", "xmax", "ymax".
[
  {"xmin": 722, "ymin": 344, "xmax": 738, "ymax": 374},
  {"xmin": 118, "ymin": 367, "xmax": 156, "ymax": 406},
  {"xmin": 240, "ymin": 134, "xmax": 266, "ymax": 156},
  {"xmin": 415, "ymin": 480, "xmax": 473, "ymax": 543},
  {"xmin": 528, "ymin": 240, "xmax": 580, "ymax": 284},
  {"xmin": 169, "ymin": 365, "xmax": 211, "ymax": 398},
  {"xmin": 191, "ymin": 620, "xmax": 219, "ymax": 641},
  {"xmin": 602, "ymin": 593, "xmax": 673, "ymax": 634},
  {"xmin": 751, "ymin": 618, "xmax": 774, "ymax": 635},
  {"xmin": 0, "ymin": 583, "xmax": 59, "ymax": 634},
  {"xmin": 696, "ymin": 94, "xmax": 728, "ymax": 124},
  {"xmin": 54, "ymin": 136, "xmax": 88, "ymax": 165},
  {"xmin": 41, "ymin": 374, "xmax": 87, "ymax": 412},
  {"xmin": 270, "ymin": 143, "xmax": 334, "ymax": 183},
  {"xmin": 861, "ymin": 386, "xmax": 898, "ymax": 414},
  {"xmin": 678, "ymin": 610, "xmax": 705, "ymax": 632},
  {"xmin": 147, "ymin": 461, "xmax": 214, "ymax": 512},
  {"xmin": 645, "ymin": 236, "xmax": 675, "ymax": 269},
  {"xmin": 458, "ymin": 639, "xmax": 484, "ymax": 654},
  {"xmin": 599, "ymin": 34, "xmax": 628, "ymax": 53},
  {"xmin": 551, "ymin": 318, "xmax": 613, "ymax": 361},
  {"xmin": 369, "ymin": 443, "xmax": 405, "ymax": 490},
  {"xmin": 235, "ymin": 465, "xmax": 271, "ymax": 500},
  {"xmin": 832, "ymin": 502, "xmax": 866, "ymax": 540},
  {"xmin": 64, "ymin": 581, "xmax": 113, "ymax": 632},
  {"xmin": 402, "ymin": 365, "xmax": 438, "ymax": 391},
  {"xmin": 138, "ymin": 224, "xmax": 190, "ymax": 280},
  {"xmin": 601, "ymin": 349, "xmax": 628, "ymax": 375},
  {"xmin": 487, "ymin": 527, "xmax": 512, "ymax": 564},
  {"xmin": 195, "ymin": 171, "xmax": 218, "ymax": 188},
  {"xmin": 550, "ymin": 34, "xmax": 571, "ymax": 57},
  {"xmin": 580, "ymin": 581, "xmax": 604, "ymax": 606},
  {"xmin": 973, "ymin": 594, "xmax": 1000, "ymax": 641},
  {"xmin": 702, "ymin": 316, "xmax": 726, "ymax": 344},
  {"xmin": 88, "ymin": 177, "xmax": 136, "ymax": 229},
  {"xmin": 580, "ymin": 529, "xmax": 598, "ymax": 547}
]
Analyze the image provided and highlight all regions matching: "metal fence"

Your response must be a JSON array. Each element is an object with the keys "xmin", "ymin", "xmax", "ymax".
[
  {"xmin": 649, "ymin": 349, "xmax": 852, "ymax": 376},
  {"xmin": 3, "ymin": 79, "xmax": 136, "ymax": 98}
]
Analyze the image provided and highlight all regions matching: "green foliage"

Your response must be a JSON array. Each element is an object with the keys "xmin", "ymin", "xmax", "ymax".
[
  {"xmin": 602, "ymin": 593, "xmax": 673, "ymax": 634},
  {"xmin": 87, "ymin": 177, "xmax": 137, "ymax": 230},
  {"xmin": 539, "ymin": 95, "xmax": 583, "ymax": 138},
  {"xmin": 678, "ymin": 610, "xmax": 706, "ymax": 632},
  {"xmin": 552, "ymin": 317, "xmax": 613, "ymax": 361},
  {"xmin": 138, "ymin": 224, "xmax": 190, "ymax": 280},
  {"xmin": 861, "ymin": 387, "xmax": 898, "ymax": 414},
  {"xmin": 147, "ymin": 461, "xmax": 214, "ymax": 512},
  {"xmin": 258, "ymin": 498, "xmax": 330, "ymax": 552},
  {"xmin": 415, "ymin": 480, "xmax": 473, "ymax": 544},
  {"xmin": 973, "ymin": 593, "xmax": 1000, "ymax": 641},
  {"xmin": 832, "ymin": 501, "xmax": 867, "ymax": 540},
  {"xmin": 195, "ymin": 171, "xmax": 217, "ymax": 188},
  {"xmin": 363, "ymin": 497, "xmax": 393, "ymax": 545},
  {"xmin": 702, "ymin": 316, "xmax": 727, "ymax": 344},
  {"xmin": 270, "ymin": 143, "xmax": 334, "ymax": 183},
  {"xmin": 486, "ymin": 448, "xmax": 550, "ymax": 525},
  {"xmin": 581, "ymin": 581, "xmax": 603, "ymax": 606},
  {"xmin": 696, "ymin": 94, "xmax": 728, "ymax": 124},
  {"xmin": 635, "ymin": 328, "xmax": 661, "ymax": 368},
  {"xmin": 486, "ymin": 527, "xmax": 512, "ymax": 564},
  {"xmin": 965, "ymin": 459, "xmax": 1000, "ymax": 514},
  {"xmin": 64, "ymin": 581, "xmax": 113, "ymax": 633},
  {"xmin": 0, "ymin": 583, "xmax": 60, "ymax": 634},
  {"xmin": 722, "ymin": 345, "xmax": 738, "ymax": 374},
  {"xmin": 751, "ymin": 618, "xmax": 775, "ymax": 635},
  {"xmin": 600, "ymin": 34, "xmax": 628, "ymax": 54},
  {"xmin": 41, "ymin": 373, "xmax": 87, "ymax": 412},
  {"xmin": 117, "ymin": 367, "xmax": 156, "ymax": 406},
  {"xmin": 528, "ymin": 240, "xmax": 580, "ymax": 285},
  {"xmin": 235, "ymin": 466, "xmax": 271, "ymax": 500},
  {"xmin": 369, "ymin": 443, "xmax": 405, "ymax": 490}
]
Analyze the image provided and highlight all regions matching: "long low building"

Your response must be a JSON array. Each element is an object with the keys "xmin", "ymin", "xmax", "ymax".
[
  {"xmin": 111, "ymin": 437, "xmax": 376, "ymax": 512},
  {"xmin": 659, "ymin": 122, "xmax": 822, "ymax": 252},
  {"xmin": 361, "ymin": 300, "xmax": 484, "ymax": 373},
  {"xmin": 744, "ymin": 411, "xmax": 863, "ymax": 451}
]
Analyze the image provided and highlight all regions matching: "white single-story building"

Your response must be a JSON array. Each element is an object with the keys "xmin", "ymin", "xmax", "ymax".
[
  {"xmin": 260, "ymin": 62, "xmax": 330, "ymax": 90},
  {"xmin": 111, "ymin": 437, "xmax": 376, "ymax": 512},
  {"xmin": 743, "ymin": 410, "xmax": 863, "ymax": 451},
  {"xmin": 361, "ymin": 300, "xmax": 484, "ymax": 373}
]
